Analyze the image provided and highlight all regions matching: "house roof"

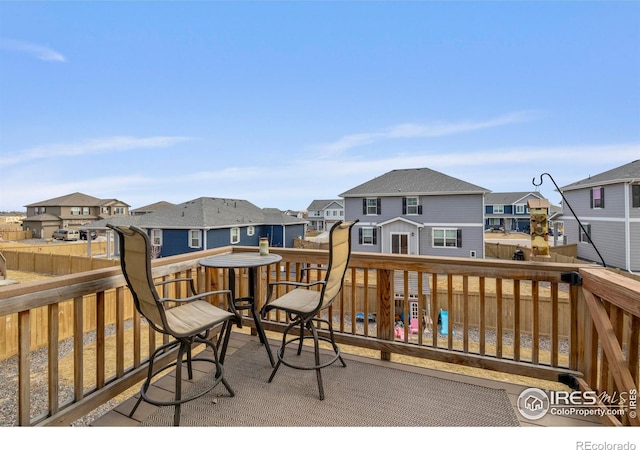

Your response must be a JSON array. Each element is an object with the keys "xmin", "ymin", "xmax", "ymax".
[
  {"xmin": 93, "ymin": 197, "xmax": 307, "ymax": 229},
  {"xmin": 24, "ymin": 192, "xmax": 131, "ymax": 208},
  {"xmin": 340, "ymin": 168, "xmax": 489, "ymax": 197},
  {"xmin": 560, "ymin": 160, "xmax": 640, "ymax": 191},
  {"xmin": 306, "ymin": 199, "xmax": 343, "ymax": 210},
  {"xmin": 485, "ymin": 192, "xmax": 544, "ymax": 205},
  {"xmin": 130, "ymin": 201, "xmax": 176, "ymax": 214}
]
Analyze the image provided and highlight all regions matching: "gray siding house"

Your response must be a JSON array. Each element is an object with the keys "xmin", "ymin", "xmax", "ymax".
[
  {"xmin": 306, "ymin": 199, "xmax": 344, "ymax": 231},
  {"xmin": 95, "ymin": 197, "xmax": 308, "ymax": 258},
  {"xmin": 556, "ymin": 160, "xmax": 640, "ymax": 272},
  {"xmin": 340, "ymin": 168, "xmax": 489, "ymax": 258}
]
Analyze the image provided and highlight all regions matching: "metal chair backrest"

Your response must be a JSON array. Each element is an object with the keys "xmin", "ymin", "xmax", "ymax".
[
  {"xmin": 108, "ymin": 225, "xmax": 166, "ymax": 333},
  {"xmin": 319, "ymin": 220, "xmax": 357, "ymax": 311}
]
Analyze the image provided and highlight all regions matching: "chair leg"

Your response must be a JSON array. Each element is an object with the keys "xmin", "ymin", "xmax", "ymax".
[
  {"xmin": 269, "ymin": 320, "xmax": 297, "ymax": 383},
  {"xmin": 324, "ymin": 318, "xmax": 346, "ymax": 367},
  {"xmin": 128, "ymin": 340, "xmax": 177, "ymax": 419},
  {"xmin": 309, "ymin": 321, "xmax": 325, "ymax": 400},
  {"xmin": 173, "ymin": 341, "xmax": 187, "ymax": 427}
]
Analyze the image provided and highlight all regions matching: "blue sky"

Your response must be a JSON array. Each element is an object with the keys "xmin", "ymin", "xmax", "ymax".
[{"xmin": 1, "ymin": 1, "xmax": 639, "ymax": 213}]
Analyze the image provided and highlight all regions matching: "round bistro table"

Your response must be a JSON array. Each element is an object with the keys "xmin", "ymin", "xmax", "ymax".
[{"xmin": 199, "ymin": 252, "xmax": 282, "ymax": 366}]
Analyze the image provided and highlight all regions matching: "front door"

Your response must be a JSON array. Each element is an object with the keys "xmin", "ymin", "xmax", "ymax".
[{"xmin": 391, "ymin": 233, "xmax": 409, "ymax": 254}]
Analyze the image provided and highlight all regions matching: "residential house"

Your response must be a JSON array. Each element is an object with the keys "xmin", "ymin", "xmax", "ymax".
[
  {"xmin": 22, "ymin": 192, "xmax": 131, "ymax": 239},
  {"xmin": 306, "ymin": 199, "xmax": 344, "ymax": 231},
  {"xmin": 130, "ymin": 201, "xmax": 175, "ymax": 216},
  {"xmin": 340, "ymin": 168, "xmax": 489, "ymax": 258},
  {"xmin": 485, "ymin": 191, "xmax": 548, "ymax": 233},
  {"xmin": 556, "ymin": 160, "xmax": 640, "ymax": 272},
  {"xmin": 93, "ymin": 197, "xmax": 308, "ymax": 258},
  {"xmin": 283, "ymin": 209, "xmax": 306, "ymax": 219}
]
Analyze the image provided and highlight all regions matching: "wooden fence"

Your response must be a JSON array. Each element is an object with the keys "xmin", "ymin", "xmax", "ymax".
[
  {"xmin": 0, "ymin": 246, "xmax": 117, "ymax": 275},
  {"xmin": 485, "ymin": 241, "xmax": 578, "ymax": 262},
  {"xmin": 346, "ymin": 284, "xmax": 571, "ymax": 339},
  {"xmin": 0, "ymin": 229, "xmax": 32, "ymax": 241}
]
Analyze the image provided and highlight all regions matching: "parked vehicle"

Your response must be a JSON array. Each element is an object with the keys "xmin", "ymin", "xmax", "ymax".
[
  {"xmin": 80, "ymin": 229, "xmax": 97, "ymax": 240},
  {"xmin": 52, "ymin": 229, "xmax": 79, "ymax": 241}
]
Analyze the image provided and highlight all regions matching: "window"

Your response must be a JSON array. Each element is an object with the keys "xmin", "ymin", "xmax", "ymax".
[
  {"xmin": 515, "ymin": 204, "xmax": 526, "ymax": 214},
  {"xmin": 493, "ymin": 205, "xmax": 504, "ymax": 214},
  {"xmin": 590, "ymin": 187, "xmax": 605, "ymax": 209},
  {"xmin": 71, "ymin": 207, "xmax": 81, "ymax": 216},
  {"xmin": 432, "ymin": 228, "xmax": 462, "ymax": 248},
  {"xmin": 247, "ymin": 226, "xmax": 255, "ymax": 236},
  {"xmin": 579, "ymin": 224, "xmax": 591, "ymax": 243},
  {"xmin": 403, "ymin": 197, "xmax": 422, "ymax": 215},
  {"xmin": 362, "ymin": 198, "xmax": 381, "ymax": 215},
  {"xmin": 83, "ymin": 207, "xmax": 90, "ymax": 215},
  {"xmin": 358, "ymin": 227, "xmax": 377, "ymax": 245},
  {"xmin": 189, "ymin": 230, "xmax": 201, "ymax": 248},
  {"xmin": 151, "ymin": 229, "xmax": 162, "ymax": 246},
  {"xmin": 102, "ymin": 207, "xmax": 109, "ymax": 214},
  {"xmin": 230, "ymin": 227, "xmax": 240, "ymax": 244},
  {"xmin": 633, "ymin": 185, "xmax": 640, "ymax": 208},
  {"xmin": 113, "ymin": 207, "xmax": 126, "ymax": 215}
]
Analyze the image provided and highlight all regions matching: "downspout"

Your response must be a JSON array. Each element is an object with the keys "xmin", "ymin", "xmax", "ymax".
[{"xmin": 626, "ymin": 180, "xmax": 639, "ymax": 274}]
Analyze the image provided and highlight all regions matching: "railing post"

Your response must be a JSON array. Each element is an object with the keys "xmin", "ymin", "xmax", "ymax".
[{"xmin": 377, "ymin": 268, "xmax": 393, "ymax": 361}]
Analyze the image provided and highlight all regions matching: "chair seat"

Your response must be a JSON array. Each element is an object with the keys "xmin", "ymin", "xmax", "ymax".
[
  {"xmin": 165, "ymin": 300, "xmax": 235, "ymax": 337},
  {"xmin": 267, "ymin": 288, "xmax": 321, "ymax": 315}
]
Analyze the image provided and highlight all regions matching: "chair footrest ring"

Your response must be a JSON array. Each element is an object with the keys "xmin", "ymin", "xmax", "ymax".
[
  {"xmin": 276, "ymin": 335, "xmax": 341, "ymax": 371},
  {"xmin": 139, "ymin": 356, "xmax": 231, "ymax": 408}
]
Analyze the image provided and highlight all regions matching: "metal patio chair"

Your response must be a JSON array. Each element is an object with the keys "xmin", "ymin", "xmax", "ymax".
[
  {"xmin": 261, "ymin": 220, "xmax": 357, "ymax": 400},
  {"xmin": 108, "ymin": 224, "xmax": 241, "ymax": 426}
]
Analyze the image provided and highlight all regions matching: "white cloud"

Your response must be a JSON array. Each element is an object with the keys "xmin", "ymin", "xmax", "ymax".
[
  {"xmin": 315, "ymin": 111, "xmax": 539, "ymax": 156},
  {"xmin": 0, "ymin": 38, "xmax": 66, "ymax": 62},
  {"xmin": 0, "ymin": 136, "xmax": 193, "ymax": 168}
]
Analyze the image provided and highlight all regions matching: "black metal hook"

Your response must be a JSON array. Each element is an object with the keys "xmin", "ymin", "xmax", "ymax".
[{"xmin": 532, "ymin": 172, "xmax": 606, "ymax": 267}]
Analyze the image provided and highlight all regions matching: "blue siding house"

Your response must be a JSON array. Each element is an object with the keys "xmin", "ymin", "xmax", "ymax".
[
  {"xmin": 100, "ymin": 197, "xmax": 308, "ymax": 258},
  {"xmin": 484, "ymin": 192, "xmax": 548, "ymax": 232},
  {"xmin": 340, "ymin": 168, "xmax": 489, "ymax": 258}
]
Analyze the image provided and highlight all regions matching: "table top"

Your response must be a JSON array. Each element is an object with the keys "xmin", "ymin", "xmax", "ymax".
[{"xmin": 199, "ymin": 252, "xmax": 282, "ymax": 269}]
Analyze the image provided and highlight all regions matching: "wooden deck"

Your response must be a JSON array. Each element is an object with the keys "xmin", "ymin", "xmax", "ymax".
[{"xmin": 89, "ymin": 331, "xmax": 601, "ymax": 428}]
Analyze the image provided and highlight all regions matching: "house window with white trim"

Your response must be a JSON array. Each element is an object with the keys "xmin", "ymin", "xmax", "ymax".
[
  {"xmin": 151, "ymin": 229, "xmax": 162, "ymax": 246},
  {"xmin": 230, "ymin": 227, "xmax": 240, "ymax": 244},
  {"xmin": 404, "ymin": 197, "xmax": 421, "ymax": 215},
  {"xmin": 363, "ymin": 198, "xmax": 381, "ymax": 215},
  {"xmin": 247, "ymin": 226, "xmax": 255, "ymax": 236},
  {"xmin": 189, "ymin": 230, "xmax": 201, "ymax": 248},
  {"xmin": 493, "ymin": 205, "xmax": 504, "ymax": 214},
  {"xmin": 515, "ymin": 204, "xmax": 526, "ymax": 214},
  {"xmin": 359, "ymin": 227, "xmax": 377, "ymax": 245},
  {"xmin": 591, "ymin": 187, "xmax": 605, "ymax": 209},
  {"xmin": 579, "ymin": 223, "xmax": 592, "ymax": 243},
  {"xmin": 432, "ymin": 228, "xmax": 462, "ymax": 248}
]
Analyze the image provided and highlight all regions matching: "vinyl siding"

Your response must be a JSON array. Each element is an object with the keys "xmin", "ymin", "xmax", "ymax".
[{"xmin": 345, "ymin": 194, "xmax": 484, "ymax": 257}]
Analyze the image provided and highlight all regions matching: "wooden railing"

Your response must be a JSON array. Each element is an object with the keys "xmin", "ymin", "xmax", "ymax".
[
  {"xmin": 575, "ymin": 267, "xmax": 640, "ymax": 426},
  {"xmin": 0, "ymin": 246, "xmax": 638, "ymax": 426}
]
